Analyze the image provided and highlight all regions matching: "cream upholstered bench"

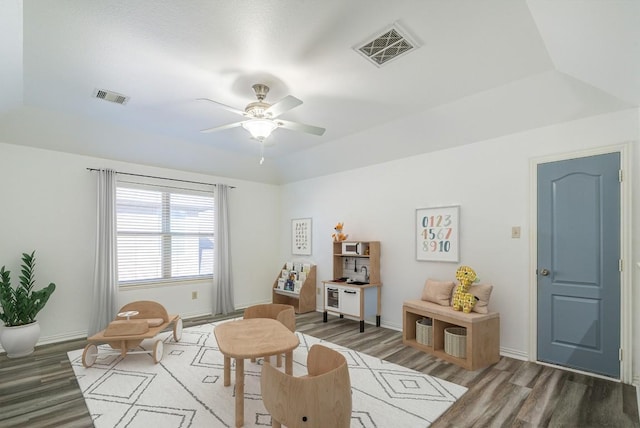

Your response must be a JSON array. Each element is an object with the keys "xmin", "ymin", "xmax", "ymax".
[{"xmin": 402, "ymin": 299, "xmax": 500, "ymax": 370}]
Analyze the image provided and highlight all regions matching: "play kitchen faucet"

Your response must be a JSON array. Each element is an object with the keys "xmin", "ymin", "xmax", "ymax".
[{"xmin": 360, "ymin": 266, "xmax": 369, "ymax": 282}]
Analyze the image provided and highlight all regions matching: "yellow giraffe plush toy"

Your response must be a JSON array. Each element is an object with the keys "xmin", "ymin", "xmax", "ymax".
[{"xmin": 452, "ymin": 265, "xmax": 479, "ymax": 314}]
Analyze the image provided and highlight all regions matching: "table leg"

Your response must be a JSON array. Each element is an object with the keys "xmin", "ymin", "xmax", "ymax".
[
  {"xmin": 285, "ymin": 350, "xmax": 293, "ymax": 375},
  {"xmin": 264, "ymin": 356, "xmax": 281, "ymax": 428},
  {"xmin": 223, "ymin": 355, "xmax": 230, "ymax": 386},
  {"xmin": 235, "ymin": 358, "xmax": 244, "ymax": 427}
]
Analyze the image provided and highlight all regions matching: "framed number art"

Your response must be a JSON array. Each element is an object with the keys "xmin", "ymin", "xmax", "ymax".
[
  {"xmin": 416, "ymin": 205, "xmax": 459, "ymax": 262},
  {"xmin": 291, "ymin": 218, "xmax": 312, "ymax": 255}
]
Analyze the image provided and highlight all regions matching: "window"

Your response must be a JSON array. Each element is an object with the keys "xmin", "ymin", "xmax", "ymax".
[{"xmin": 116, "ymin": 182, "xmax": 214, "ymax": 286}]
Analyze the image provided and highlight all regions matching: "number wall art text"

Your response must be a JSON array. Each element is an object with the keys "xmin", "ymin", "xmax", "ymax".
[{"xmin": 416, "ymin": 206, "xmax": 459, "ymax": 262}]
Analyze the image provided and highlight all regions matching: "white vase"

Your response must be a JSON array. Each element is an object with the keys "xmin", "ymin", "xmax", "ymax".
[{"xmin": 0, "ymin": 321, "xmax": 41, "ymax": 358}]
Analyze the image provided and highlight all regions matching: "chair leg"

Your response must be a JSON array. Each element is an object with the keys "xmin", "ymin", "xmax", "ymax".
[
  {"xmin": 276, "ymin": 353, "xmax": 282, "ymax": 367},
  {"xmin": 251, "ymin": 357, "xmax": 256, "ymax": 363}
]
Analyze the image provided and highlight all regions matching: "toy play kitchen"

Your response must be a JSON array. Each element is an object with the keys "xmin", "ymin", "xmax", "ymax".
[{"xmin": 322, "ymin": 241, "xmax": 381, "ymax": 332}]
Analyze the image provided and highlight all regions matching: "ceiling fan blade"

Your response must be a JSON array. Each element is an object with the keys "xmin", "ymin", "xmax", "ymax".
[
  {"xmin": 265, "ymin": 95, "xmax": 303, "ymax": 118},
  {"xmin": 200, "ymin": 121, "xmax": 248, "ymax": 134},
  {"xmin": 276, "ymin": 119, "xmax": 326, "ymax": 136},
  {"xmin": 197, "ymin": 98, "xmax": 246, "ymax": 116}
]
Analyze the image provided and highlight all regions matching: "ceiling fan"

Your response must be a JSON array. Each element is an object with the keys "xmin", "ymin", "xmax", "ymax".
[{"xmin": 199, "ymin": 83, "xmax": 326, "ymax": 143}]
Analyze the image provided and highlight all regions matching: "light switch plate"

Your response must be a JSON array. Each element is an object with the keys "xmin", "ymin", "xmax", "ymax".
[{"xmin": 511, "ymin": 226, "xmax": 521, "ymax": 239}]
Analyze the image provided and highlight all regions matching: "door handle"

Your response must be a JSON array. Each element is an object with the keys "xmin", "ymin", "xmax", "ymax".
[{"xmin": 539, "ymin": 268, "xmax": 550, "ymax": 276}]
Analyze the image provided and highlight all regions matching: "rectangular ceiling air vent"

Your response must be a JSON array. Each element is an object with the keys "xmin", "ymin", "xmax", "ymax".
[
  {"xmin": 355, "ymin": 23, "xmax": 418, "ymax": 67},
  {"xmin": 93, "ymin": 88, "xmax": 129, "ymax": 105}
]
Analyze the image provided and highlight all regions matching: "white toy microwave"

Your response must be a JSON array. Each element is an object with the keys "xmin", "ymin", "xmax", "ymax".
[{"xmin": 342, "ymin": 242, "xmax": 368, "ymax": 255}]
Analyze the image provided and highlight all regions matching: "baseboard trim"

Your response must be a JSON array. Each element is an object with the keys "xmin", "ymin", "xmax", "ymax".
[
  {"xmin": 500, "ymin": 347, "xmax": 529, "ymax": 361},
  {"xmin": 0, "ymin": 329, "xmax": 88, "ymax": 354},
  {"xmin": 1, "ymin": 311, "xmax": 531, "ymax": 368},
  {"xmin": 39, "ymin": 329, "xmax": 88, "ymax": 345},
  {"xmin": 0, "ymin": 312, "xmax": 227, "ymax": 354}
]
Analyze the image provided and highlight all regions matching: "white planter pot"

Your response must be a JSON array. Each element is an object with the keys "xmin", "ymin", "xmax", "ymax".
[{"xmin": 0, "ymin": 321, "xmax": 41, "ymax": 358}]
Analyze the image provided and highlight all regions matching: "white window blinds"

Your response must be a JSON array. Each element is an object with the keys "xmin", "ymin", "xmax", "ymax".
[{"xmin": 116, "ymin": 181, "xmax": 214, "ymax": 285}]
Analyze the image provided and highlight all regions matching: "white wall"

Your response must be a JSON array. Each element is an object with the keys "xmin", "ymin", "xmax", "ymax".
[
  {"xmin": 1, "ymin": 108, "xmax": 637, "ymax": 379},
  {"xmin": 280, "ymin": 109, "xmax": 639, "ymax": 369},
  {"xmin": 0, "ymin": 142, "xmax": 280, "ymax": 347}
]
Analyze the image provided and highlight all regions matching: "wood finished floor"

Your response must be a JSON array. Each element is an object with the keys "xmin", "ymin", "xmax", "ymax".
[{"xmin": 1, "ymin": 311, "xmax": 638, "ymax": 427}]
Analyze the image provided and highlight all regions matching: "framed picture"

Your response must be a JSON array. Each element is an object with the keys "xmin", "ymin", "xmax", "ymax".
[
  {"xmin": 292, "ymin": 218, "xmax": 312, "ymax": 255},
  {"xmin": 416, "ymin": 205, "xmax": 460, "ymax": 262}
]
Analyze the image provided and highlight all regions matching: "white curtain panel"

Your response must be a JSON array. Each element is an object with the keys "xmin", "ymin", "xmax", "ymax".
[
  {"xmin": 88, "ymin": 169, "xmax": 119, "ymax": 336},
  {"xmin": 214, "ymin": 183, "xmax": 234, "ymax": 314}
]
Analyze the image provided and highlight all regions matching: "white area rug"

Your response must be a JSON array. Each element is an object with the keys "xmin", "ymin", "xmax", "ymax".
[{"xmin": 68, "ymin": 320, "xmax": 467, "ymax": 427}]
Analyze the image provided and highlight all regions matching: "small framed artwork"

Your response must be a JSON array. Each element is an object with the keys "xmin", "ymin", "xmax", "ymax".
[
  {"xmin": 292, "ymin": 218, "xmax": 312, "ymax": 255},
  {"xmin": 416, "ymin": 205, "xmax": 460, "ymax": 262}
]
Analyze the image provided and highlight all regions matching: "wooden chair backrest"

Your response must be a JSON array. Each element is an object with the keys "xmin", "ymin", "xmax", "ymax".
[
  {"xmin": 118, "ymin": 300, "xmax": 169, "ymax": 323},
  {"xmin": 261, "ymin": 344, "xmax": 351, "ymax": 428},
  {"xmin": 243, "ymin": 303, "xmax": 296, "ymax": 332},
  {"xmin": 305, "ymin": 342, "xmax": 347, "ymax": 377}
]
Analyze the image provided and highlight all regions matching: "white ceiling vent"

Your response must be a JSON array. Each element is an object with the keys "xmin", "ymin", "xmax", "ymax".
[
  {"xmin": 93, "ymin": 88, "xmax": 129, "ymax": 105},
  {"xmin": 355, "ymin": 23, "xmax": 418, "ymax": 67}
]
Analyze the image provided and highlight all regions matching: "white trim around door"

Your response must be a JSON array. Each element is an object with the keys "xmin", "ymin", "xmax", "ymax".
[{"xmin": 528, "ymin": 142, "xmax": 633, "ymax": 384}]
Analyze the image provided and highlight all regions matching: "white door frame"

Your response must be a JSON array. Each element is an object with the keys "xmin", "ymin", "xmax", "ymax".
[{"xmin": 528, "ymin": 142, "xmax": 633, "ymax": 383}]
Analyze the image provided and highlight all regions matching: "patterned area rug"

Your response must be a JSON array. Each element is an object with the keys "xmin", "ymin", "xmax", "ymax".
[{"xmin": 68, "ymin": 320, "xmax": 467, "ymax": 427}]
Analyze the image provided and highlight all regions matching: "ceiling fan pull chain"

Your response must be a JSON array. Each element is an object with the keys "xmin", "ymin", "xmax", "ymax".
[{"xmin": 259, "ymin": 141, "xmax": 265, "ymax": 165}]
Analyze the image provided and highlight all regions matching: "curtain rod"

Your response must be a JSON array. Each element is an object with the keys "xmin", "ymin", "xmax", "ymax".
[{"xmin": 86, "ymin": 168, "xmax": 235, "ymax": 188}]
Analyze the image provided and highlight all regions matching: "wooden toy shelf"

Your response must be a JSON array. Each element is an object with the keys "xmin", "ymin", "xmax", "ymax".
[{"xmin": 272, "ymin": 264, "xmax": 316, "ymax": 314}]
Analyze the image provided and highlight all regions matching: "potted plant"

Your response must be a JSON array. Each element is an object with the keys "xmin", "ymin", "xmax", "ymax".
[{"xmin": 0, "ymin": 251, "xmax": 56, "ymax": 358}]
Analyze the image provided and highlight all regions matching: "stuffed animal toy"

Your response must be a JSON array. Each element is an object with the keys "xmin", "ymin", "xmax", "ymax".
[
  {"xmin": 452, "ymin": 265, "xmax": 479, "ymax": 313},
  {"xmin": 331, "ymin": 222, "xmax": 349, "ymax": 242}
]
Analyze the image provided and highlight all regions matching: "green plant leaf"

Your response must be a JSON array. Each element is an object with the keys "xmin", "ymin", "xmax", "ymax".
[{"xmin": 0, "ymin": 251, "xmax": 56, "ymax": 326}]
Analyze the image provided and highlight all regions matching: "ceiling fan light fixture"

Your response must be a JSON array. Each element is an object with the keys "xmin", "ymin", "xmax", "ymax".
[
  {"xmin": 242, "ymin": 119, "xmax": 278, "ymax": 141},
  {"xmin": 200, "ymin": 83, "xmax": 325, "ymax": 139}
]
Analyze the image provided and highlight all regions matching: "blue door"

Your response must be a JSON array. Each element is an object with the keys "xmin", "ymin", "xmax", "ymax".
[{"xmin": 537, "ymin": 153, "xmax": 620, "ymax": 378}]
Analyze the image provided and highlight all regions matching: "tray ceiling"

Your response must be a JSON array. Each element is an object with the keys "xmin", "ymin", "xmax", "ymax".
[{"xmin": 0, "ymin": 0, "xmax": 637, "ymax": 184}]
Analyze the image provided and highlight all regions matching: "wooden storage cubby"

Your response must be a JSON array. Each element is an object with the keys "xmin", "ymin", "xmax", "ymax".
[
  {"xmin": 272, "ymin": 264, "xmax": 316, "ymax": 314},
  {"xmin": 402, "ymin": 300, "xmax": 500, "ymax": 370}
]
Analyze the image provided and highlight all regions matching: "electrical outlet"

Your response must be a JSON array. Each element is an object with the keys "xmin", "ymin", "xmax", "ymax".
[
  {"xmin": 511, "ymin": 226, "xmax": 521, "ymax": 239},
  {"xmin": 191, "ymin": 291, "xmax": 198, "ymax": 300}
]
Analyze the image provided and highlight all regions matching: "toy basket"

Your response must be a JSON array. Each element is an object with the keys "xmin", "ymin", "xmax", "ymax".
[
  {"xmin": 444, "ymin": 327, "xmax": 467, "ymax": 358},
  {"xmin": 415, "ymin": 318, "xmax": 432, "ymax": 346}
]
